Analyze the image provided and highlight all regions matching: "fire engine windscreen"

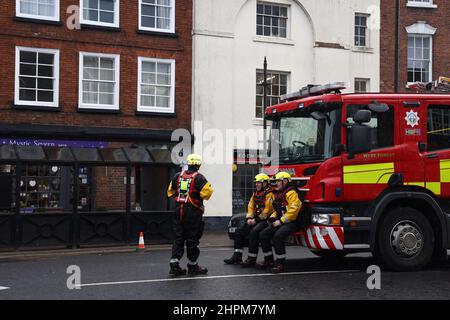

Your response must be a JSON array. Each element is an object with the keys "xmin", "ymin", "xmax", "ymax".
[{"xmin": 272, "ymin": 106, "xmax": 341, "ymax": 164}]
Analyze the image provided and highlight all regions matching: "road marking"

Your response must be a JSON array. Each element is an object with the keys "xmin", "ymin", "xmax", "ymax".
[
  {"xmin": 80, "ymin": 269, "xmax": 360, "ymax": 288},
  {"xmin": 0, "ymin": 286, "xmax": 10, "ymax": 291}
]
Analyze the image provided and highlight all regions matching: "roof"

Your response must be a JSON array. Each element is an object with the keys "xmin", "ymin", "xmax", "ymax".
[{"xmin": 265, "ymin": 93, "xmax": 450, "ymax": 116}]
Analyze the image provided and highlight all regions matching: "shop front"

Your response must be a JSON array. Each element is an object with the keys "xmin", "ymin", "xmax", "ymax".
[{"xmin": 0, "ymin": 141, "xmax": 180, "ymax": 251}]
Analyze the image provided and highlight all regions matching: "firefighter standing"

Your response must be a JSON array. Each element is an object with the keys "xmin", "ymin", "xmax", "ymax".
[
  {"xmin": 224, "ymin": 173, "xmax": 275, "ymax": 266},
  {"xmin": 259, "ymin": 172, "xmax": 302, "ymax": 274},
  {"xmin": 167, "ymin": 154, "xmax": 214, "ymax": 276}
]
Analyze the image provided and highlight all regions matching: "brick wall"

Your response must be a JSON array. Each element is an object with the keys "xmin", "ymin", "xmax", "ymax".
[
  {"xmin": 380, "ymin": 0, "xmax": 450, "ymax": 92},
  {"xmin": 0, "ymin": 0, "xmax": 192, "ymax": 131}
]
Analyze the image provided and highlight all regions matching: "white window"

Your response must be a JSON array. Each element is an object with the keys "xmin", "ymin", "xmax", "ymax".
[
  {"xmin": 408, "ymin": 35, "xmax": 432, "ymax": 83},
  {"xmin": 406, "ymin": 21, "xmax": 436, "ymax": 83},
  {"xmin": 407, "ymin": 0, "xmax": 437, "ymax": 8},
  {"xmin": 137, "ymin": 57, "xmax": 175, "ymax": 113},
  {"xmin": 256, "ymin": 70, "xmax": 289, "ymax": 119},
  {"xmin": 79, "ymin": 52, "xmax": 120, "ymax": 110},
  {"xmin": 256, "ymin": 2, "xmax": 288, "ymax": 38},
  {"xmin": 80, "ymin": 0, "xmax": 120, "ymax": 27},
  {"xmin": 139, "ymin": 0, "xmax": 175, "ymax": 33},
  {"xmin": 354, "ymin": 78, "xmax": 370, "ymax": 93},
  {"xmin": 355, "ymin": 13, "xmax": 369, "ymax": 47},
  {"xmin": 16, "ymin": 0, "xmax": 60, "ymax": 21},
  {"xmin": 15, "ymin": 47, "xmax": 60, "ymax": 107}
]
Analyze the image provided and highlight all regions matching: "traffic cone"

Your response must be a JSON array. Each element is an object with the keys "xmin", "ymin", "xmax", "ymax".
[{"xmin": 136, "ymin": 232, "xmax": 145, "ymax": 252}]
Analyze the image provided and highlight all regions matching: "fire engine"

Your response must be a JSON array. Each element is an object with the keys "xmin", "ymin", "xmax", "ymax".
[{"xmin": 229, "ymin": 79, "xmax": 450, "ymax": 271}]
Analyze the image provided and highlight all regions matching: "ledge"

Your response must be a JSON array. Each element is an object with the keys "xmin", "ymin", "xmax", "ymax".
[
  {"xmin": 351, "ymin": 46, "xmax": 375, "ymax": 54},
  {"xmin": 137, "ymin": 29, "xmax": 178, "ymax": 38},
  {"xmin": 13, "ymin": 16, "xmax": 63, "ymax": 26},
  {"xmin": 253, "ymin": 36, "xmax": 294, "ymax": 46},
  {"xmin": 406, "ymin": 2, "xmax": 437, "ymax": 8},
  {"xmin": 11, "ymin": 104, "xmax": 61, "ymax": 112},
  {"xmin": 80, "ymin": 23, "xmax": 121, "ymax": 32},
  {"xmin": 77, "ymin": 108, "xmax": 121, "ymax": 115},
  {"xmin": 135, "ymin": 111, "xmax": 176, "ymax": 118}
]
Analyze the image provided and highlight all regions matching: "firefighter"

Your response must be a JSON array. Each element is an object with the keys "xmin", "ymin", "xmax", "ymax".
[
  {"xmin": 224, "ymin": 173, "xmax": 275, "ymax": 266},
  {"xmin": 259, "ymin": 172, "xmax": 302, "ymax": 274},
  {"xmin": 167, "ymin": 154, "xmax": 214, "ymax": 277}
]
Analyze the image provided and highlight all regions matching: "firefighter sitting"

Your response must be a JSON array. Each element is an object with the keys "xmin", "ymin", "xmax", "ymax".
[
  {"xmin": 167, "ymin": 153, "xmax": 214, "ymax": 277},
  {"xmin": 259, "ymin": 172, "xmax": 302, "ymax": 274},
  {"xmin": 224, "ymin": 173, "xmax": 275, "ymax": 267}
]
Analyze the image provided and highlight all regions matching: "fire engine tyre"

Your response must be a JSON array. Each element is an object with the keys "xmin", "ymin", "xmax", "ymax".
[
  {"xmin": 310, "ymin": 249, "xmax": 347, "ymax": 259},
  {"xmin": 376, "ymin": 207, "xmax": 434, "ymax": 271}
]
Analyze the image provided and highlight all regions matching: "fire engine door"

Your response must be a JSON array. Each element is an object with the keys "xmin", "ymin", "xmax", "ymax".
[
  {"xmin": 341, "ymin": 100, "xmax": 399, "ymax": 202},
  {"xmin": 423, "ymin": 101, "xmax": 450, "ymax": 199}
]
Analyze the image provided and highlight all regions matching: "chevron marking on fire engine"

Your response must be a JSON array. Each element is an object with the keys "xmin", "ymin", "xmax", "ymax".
[
  {"xmin": 343, "ymin": 162, "xmax": 395, "ymax": 184},
  {"xmin": 404, "ymin": 182, "xmax": 441, "ymax": 195},
  {"xmin": 440, "ymin": 160, "xmax": 450, "ymax": 183}
]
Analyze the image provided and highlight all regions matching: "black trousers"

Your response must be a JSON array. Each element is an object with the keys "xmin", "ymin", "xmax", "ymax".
[
  {"xmin": 260, "ymin": 221, "xmax": 302, "ymax": 260},
  {"xmin": 171, "ymin": 203, "xmax": 205, "ymax": 265},
  {"xmin": 234, "ymin": 220, "xmax": 268, "ymax": 256}
]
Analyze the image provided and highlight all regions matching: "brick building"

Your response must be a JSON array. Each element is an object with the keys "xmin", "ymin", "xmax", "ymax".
[
  {"xmin": 0, "ymin": 0, "xmax": 192, "ymax": 248},
  {"xmin": 380, "ymin": 0, "xmax": 449, "ymax": 92}
]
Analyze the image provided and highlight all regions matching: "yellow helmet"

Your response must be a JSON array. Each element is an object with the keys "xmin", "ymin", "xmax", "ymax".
[
  {"xmin": 275, "ymin": 171, "xmax": 292, "ymax": 182},
  {"xmin": 187, "ymin": 153, "xmax": 202, "ymax": 166},
  {"xmin": 254, "ymin": 173, "xmax": 270, "ymax": 183}
]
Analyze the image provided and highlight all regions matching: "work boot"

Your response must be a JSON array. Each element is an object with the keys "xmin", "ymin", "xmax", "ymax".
[
  {"xmin": 270, "ymin": 261, "xmax": 285, "ymax": 274},
  {"xmin": 256, "ymin": 255, "xmax": 274, "ymax": 270},
  {"xmin": 224, "ymin": 252, "xmax": 243, "ymax": 265},
  {"xmin": 241, "ymin": 257, "xmax": 257, "ymax": 268},
  {"xmin": 169, "ymin": 263, "xmax": 187, "ymax": 277},
  {"xmin": 187, "ymin": 264, "xmax": 208, "ymax": 275}
]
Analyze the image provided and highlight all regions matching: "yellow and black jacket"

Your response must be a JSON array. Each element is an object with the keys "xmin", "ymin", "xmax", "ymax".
[
  {"xmin": 270, "ymin": 185, "xmax": 302, "ymax": 224},
  {"xmin": 167, "ymin": 170, "xmax": 213, "ymax": 212},
  {"xmin": 246, "ymin": 187, "xmax": 275, "ymax": 221}
]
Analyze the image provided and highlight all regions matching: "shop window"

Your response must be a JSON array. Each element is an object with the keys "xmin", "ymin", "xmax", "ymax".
[{"xmin": 232, "ymin": 164, "xmax": 261, "ymax": 215}]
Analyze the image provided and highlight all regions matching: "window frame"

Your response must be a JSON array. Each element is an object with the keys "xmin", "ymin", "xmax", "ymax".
[
  {"xmin": 427, "ymin": 105, "xmax": 450, "ymax": 152},
  {"xmin": 255, "ymin": 69, "xmax": 290, "ymax": 120},
  {"xmin": 16, "ymin": 0, "xmax": 60, "ymax": 22},
  {"xmin": 256, "ymin": 1, "xmax": 290, "ymax": 39},
  {"xmin": 137, "ymin": 57, "xmax": 176, "ymax": 114},
  {"xmin": 138, "ymin": 0, "xmax": 176, "ymax": 34},
  {"xmin": 354, "ymin": 12, "xmax": 370, "ymax": 48},
  {"xmin": 407, "ymin": 34, "xmax": 433, "ymax": 84},
  {"xmin": 79, "ymin": 0, "xmax": 120, "ymax": 28},
  {"xmin": 15, "ymin": 46, "xmax": 60, "ymax": 108},
  {"xmin": 354, "ymin": 78, "xmax": 370, "ymax": 93},
  {"xmin": 78, "ymin": 52, "xmax": 121, "ymax": 111},
  {"xmin": 346, "ymin": 104, "xmax": 395, "ymax": 151}
]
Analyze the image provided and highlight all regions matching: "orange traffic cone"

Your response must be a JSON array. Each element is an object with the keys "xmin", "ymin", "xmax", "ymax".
[{"xmin": 136, "ymin": 232, "xmax": 145, "ymax": 252}]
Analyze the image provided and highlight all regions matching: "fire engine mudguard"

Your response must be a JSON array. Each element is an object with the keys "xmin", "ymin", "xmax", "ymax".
[{"xmin": 370, "ymin": 191, "xmax": 449, "ymax": 252}]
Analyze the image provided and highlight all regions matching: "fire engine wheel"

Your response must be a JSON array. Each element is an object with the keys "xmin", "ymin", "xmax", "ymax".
[
  {"xmin": 376, "ymin": 207, "xmax": 434, "ymax": 271},
  {"xmin": 310, "ymin": 249, "xmax": 347, "ymax": 259}
]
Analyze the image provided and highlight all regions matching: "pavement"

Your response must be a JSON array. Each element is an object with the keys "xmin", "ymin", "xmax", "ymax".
[
  {"xmin": 0, "ymin": 231, "xmax": 450, "ymax": 300},
  {"xmin": 0, "ymin": 231, "xmax": 233, "ymax": 262}
]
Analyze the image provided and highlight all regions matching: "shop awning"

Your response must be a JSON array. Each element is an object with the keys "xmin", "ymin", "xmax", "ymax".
[{"xmin": 0, "ymin": 145, "xmax": 177, "ymax": 166}]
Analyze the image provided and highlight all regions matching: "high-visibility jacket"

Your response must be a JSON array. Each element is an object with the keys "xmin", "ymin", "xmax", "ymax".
[
  {"xmin": 270, "ymin": 186, "xmax": 302, "ymax": 224},
  {"xmin": 167, "ymin": 170, "xmax": 213, "ymax": 212},
  {"xmin": 247, "ymin": 187, "xmax": 275, "ymax": 220}
]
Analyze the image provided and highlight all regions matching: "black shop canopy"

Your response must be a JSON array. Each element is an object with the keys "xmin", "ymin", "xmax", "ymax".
[{"xmin": 0, "ymin": 145, "xmax": 176, "ymax": 166}]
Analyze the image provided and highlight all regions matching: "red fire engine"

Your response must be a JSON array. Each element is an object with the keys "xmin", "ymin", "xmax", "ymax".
[{"xmin": 260, "ymin": 81, "xmax": 450, "ymax": 271}]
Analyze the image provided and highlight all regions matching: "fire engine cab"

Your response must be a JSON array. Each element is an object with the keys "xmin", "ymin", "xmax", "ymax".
[{"xmin": 259, "ymin": 80, "xmax": 450, "ymax": 271}]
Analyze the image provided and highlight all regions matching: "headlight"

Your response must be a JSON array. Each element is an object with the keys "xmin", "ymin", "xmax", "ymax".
[{"xmin": 312, "ymin": 214, "xmax": 341, "ymax": 226}]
